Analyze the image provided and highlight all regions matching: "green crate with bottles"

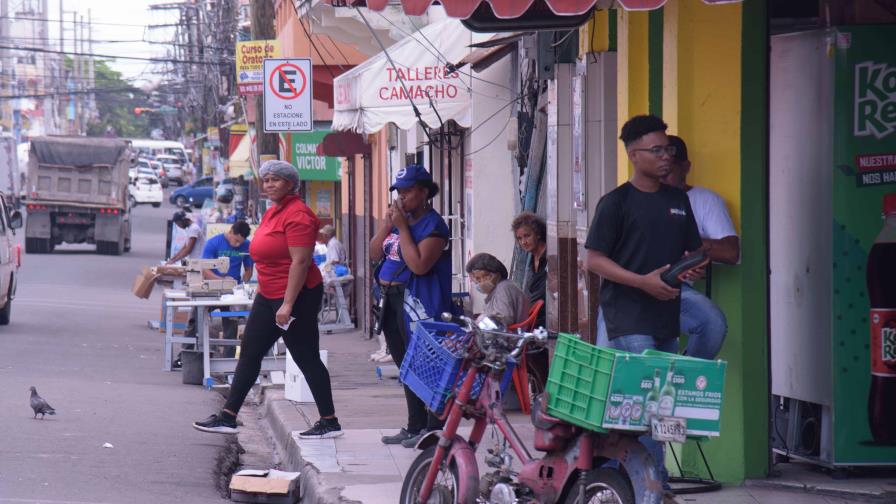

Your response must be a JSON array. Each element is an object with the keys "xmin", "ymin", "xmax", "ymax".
[{"xmin": 602, "ymin": 350, "xmax": 727, "ymax": 437}]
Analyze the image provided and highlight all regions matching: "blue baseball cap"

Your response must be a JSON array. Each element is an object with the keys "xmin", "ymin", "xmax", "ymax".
[{"xmin": 389, "ymin": 164, "xmax": 433, "ymax": 192}]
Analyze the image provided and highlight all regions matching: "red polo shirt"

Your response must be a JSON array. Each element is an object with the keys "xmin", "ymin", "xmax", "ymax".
[{"xmin": 249, "ymin": 195, "xmax": 322, "ymax": 299}]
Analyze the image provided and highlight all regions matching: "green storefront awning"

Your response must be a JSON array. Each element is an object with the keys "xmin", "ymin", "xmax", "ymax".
[{"xmin": 289, "ymin": 131, "xmax": 341, "ymax": 181}]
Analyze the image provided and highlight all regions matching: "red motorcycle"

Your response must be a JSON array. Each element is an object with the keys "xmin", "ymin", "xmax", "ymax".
[{"xmin": 399, "ymin": 315, "xmax": 663, "ymax": 504}]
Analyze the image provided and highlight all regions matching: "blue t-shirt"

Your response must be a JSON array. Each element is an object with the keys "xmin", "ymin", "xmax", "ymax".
[
  {"xmin": 379, "ymin": 209, "xmax": 453, "ymax": 324},
  {"xmin": 201, "ymin": 233, "xmax": 253, "ymax": 282}
]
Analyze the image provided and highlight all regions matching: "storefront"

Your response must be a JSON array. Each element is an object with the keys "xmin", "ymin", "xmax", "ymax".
[{"xmin": 281, "ymin": 129, "xmax": 344, "ymax": 230}]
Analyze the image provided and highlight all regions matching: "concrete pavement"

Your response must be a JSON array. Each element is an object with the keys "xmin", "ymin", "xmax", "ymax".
[
  {"xmin": 1, "ymin": 201, "xmax": 230, "ymax": 503},
  {"xmin": 235, "ymin": 327, "xmax": 896, "ymax": 504}
]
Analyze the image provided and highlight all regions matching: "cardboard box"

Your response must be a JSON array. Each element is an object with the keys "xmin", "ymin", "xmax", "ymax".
[
  {"xmin": 154, "ymin": 265, "xmax": 186, "ymax": 277},
  {"xmin": 229, "ymin": 470, "xmax": 300, "ymax": 504},
  {"xmin": 132, "ymin": 267, "xmax": 158, "ymax": 299}
]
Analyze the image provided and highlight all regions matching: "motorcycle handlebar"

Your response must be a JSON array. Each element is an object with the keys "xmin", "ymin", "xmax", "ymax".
[{"xmin": 439, "ymin": 312, "xmax": 548, "ymax": 362}]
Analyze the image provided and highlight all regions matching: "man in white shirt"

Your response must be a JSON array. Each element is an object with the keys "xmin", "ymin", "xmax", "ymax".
[
  {"xmin": 166, "ymin": 210, "xmax": 204, "ymax": 264},
  {"xmin": 660, "ymin": 136, "xmax": 740, "ymax": 359},
  {"xmin": 321, "ymin": 224, "xmax": 346, "ymax": 266}
]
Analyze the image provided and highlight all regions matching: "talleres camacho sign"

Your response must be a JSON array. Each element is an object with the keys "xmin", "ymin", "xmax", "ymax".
[{"xmin": 289, "ymin": 131, "xmax": 341, "ymax": 181}]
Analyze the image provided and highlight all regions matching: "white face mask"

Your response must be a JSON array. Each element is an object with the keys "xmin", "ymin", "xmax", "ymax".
[{"xmin": 475, "ymin": 278, "xmax": 497, "ymax": 294}]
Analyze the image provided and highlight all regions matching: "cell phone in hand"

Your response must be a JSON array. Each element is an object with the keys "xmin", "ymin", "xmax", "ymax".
[{"xmin": 660, "ymin": 252, "xmax": 708, "ymax": 287}]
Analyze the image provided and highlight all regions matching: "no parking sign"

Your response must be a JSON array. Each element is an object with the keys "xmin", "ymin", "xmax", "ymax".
[{"xmin": 263, "ymin": 58, "xmax": 313, "ymax": 132}]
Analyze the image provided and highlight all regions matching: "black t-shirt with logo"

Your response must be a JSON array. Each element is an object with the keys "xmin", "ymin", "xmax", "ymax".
[{"xmin": 585, "ymin": 182, "xmax": 702, "ymax": 341}]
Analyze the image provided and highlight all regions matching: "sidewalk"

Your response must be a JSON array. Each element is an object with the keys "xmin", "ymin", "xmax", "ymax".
[{"xmin": 242, "ymin": 328, "xmax": 895, "ymax": 503}]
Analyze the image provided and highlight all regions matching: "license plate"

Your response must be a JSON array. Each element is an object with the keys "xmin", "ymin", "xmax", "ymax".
[{"xmin": 651, "ymin": 417, "xmax": 687, "ymax": 443}]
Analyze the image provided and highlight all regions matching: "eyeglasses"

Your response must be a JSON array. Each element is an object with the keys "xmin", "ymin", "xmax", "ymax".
[{"xmin": 630, "ymin": 145, "xmax": 677, "ymax": 157}]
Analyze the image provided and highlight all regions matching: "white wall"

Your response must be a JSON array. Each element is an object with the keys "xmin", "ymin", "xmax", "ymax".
[{"xmin": 466, "ymin": 54, "xmax": 517, "ymax": 310}]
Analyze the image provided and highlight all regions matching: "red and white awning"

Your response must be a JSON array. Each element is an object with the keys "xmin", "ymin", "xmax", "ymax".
[
  {"xmin": 326, "ymin": 0, "xmax": 742, "ymax": 17},
  {"xmin": 332, "ymin": 19, "xmax": 472, "ymax": 134}
]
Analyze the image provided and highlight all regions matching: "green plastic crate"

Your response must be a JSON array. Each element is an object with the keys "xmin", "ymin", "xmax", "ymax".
[{"xmin": 545, "ymin": 333, "xmax": 625, "ymax": 432}]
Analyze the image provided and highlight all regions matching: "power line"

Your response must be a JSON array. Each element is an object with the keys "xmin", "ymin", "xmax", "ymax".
[
  {"xmin": 0, "ymin": 15, "xmax": 152, "ymax": 28},
  {"xmin": 289, "ymin": 4, "xmax": 337, "ymax": 80},
  {"xmin": 0, "ymin": 43, "xmax": 232, "ymax": 65}
]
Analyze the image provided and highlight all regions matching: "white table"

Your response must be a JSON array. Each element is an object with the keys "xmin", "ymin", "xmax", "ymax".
[
  {"xmin": 319, "ymin": 275, "xmax": 355, "ymax": 334},
  {"xmin": 164, "ymin": 291, "xmax": 285, "ymax": 388}
]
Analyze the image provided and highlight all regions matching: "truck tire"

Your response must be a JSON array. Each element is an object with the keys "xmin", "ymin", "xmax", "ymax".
[
  {"xmin": 97, "ymin": 241, "xmax": 122, "ymax": 256},
  {"xmin": 0, "ymin": 287, "xmax": 12, "ymax": 326}
]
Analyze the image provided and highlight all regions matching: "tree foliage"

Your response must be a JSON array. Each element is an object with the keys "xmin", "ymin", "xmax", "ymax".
[{"xmin": 86, "ymin": 60, "xmax": 153, "ymax": 138}]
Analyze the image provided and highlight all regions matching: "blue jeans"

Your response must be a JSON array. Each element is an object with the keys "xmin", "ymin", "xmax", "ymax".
[
  {"xmin": 595, "ymin": 311, "xmax": 675, "ymax": 488},
  {"xmin": 680, "ymin": 284, "xmax": 727, "ymax": 360}
]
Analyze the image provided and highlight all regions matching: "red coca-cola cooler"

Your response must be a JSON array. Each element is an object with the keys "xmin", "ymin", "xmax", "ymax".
[{"xmin": 770, "ymin": 27, "xmax": 896, "ymax": 467}]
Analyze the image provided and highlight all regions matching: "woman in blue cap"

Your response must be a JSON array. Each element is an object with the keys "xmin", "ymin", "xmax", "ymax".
[{"xmin": 370, "ymin": 164, "xmax": 453, "ymax": 448}]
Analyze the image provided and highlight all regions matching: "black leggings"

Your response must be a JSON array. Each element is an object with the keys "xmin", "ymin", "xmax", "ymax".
[
  {"xmin": 225, "ymin": 284, "xmax": 335, "ymax": 417},
  {"xmin": 381, "ymin": 285, "xmax": 443, "ymax": 432}
]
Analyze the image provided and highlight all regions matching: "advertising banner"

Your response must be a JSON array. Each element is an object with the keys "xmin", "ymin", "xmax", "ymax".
[
  {"xmin": 602, "ymin": 351, "xmax": 727, "ymax": 437},
  {"xmin": 236, "ymin": 40, "xmax": 280, "ymax": 95},
  {"xmin": 288, "ymin": 131, "xmax": 341, "ymax": 181},
  {"xmin": 831, "ymin": 25, "xmax": 896, "ymax": 464}
]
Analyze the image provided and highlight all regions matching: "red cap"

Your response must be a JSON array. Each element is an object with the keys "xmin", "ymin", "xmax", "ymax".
[{"xmin": 885, "ymin": 193, "xmax": 896, "ymax": 215}]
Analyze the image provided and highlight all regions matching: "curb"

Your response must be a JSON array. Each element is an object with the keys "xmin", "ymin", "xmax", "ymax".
[
  {"xmin": 261, "ymin": 390, "xmax": 351, "ymax": 504},
  {"xmin": 745, "ymin": 477, "xmax": 896, "ymax": 502}
]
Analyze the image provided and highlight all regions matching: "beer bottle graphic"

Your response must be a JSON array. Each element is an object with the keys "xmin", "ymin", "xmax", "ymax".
[
  {"xmin": 867, "ymin": 193, "xmax": 896, "ymax": 443},
  {"xmin": 644, "ymin": 369, "xmax": 661, "ymax": 423},
  {"xmin": 658, "ymin": 362, "xmax": 676, "ymax": 417}
]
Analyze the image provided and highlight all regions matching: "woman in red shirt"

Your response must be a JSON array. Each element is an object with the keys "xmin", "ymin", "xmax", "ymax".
[{"xmin": 193, "ymin": 160, "xmax": 340, "ymax": 438}]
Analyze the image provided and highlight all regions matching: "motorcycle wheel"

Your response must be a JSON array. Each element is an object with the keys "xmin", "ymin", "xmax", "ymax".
[
  {"xmin": 400, "ymin": 445, "xmax": 469, "ymax": 504},
  {"xmin": 565, "ymin": 468, "xmax": 635, "ymax": 504}
]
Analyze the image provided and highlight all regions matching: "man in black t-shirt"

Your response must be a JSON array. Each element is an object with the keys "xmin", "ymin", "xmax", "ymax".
[
  {"xmin": 585, "ymin": 115, "xmax": 702, "ymax": 492},
  {"xmin": 586, "ymin": 114, "xmax": 702, "ymax": 347}
]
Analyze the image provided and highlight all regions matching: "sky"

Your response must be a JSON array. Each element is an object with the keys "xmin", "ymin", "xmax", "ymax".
[{"xmin": 11, "ymin": 0, "xmax": 179, "ymax": 85}]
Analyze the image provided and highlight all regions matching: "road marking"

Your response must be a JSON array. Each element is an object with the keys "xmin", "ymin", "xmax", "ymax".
[{"xmin": 0, "ymin": 499, "xmax": 115, "ymax": 504}]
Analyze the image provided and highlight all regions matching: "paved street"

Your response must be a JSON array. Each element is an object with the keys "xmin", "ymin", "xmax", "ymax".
[{"xmin": 0, "ymin": 200, "xmax": 228, "ymax": 503}]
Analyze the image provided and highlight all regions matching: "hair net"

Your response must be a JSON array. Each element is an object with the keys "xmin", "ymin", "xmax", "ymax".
[{"xmin": 259, "ymin": 160, "xmax": 300, "ymax": 192}]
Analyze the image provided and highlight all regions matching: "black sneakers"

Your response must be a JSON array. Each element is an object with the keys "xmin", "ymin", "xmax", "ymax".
[
  {"xmin": 401, "ymin": 429, "xmax": 436, "ymax": 449},
  {"xmin": 192, "ymin": 412, "xmax": 238, "ymax": 434},
  {"xmin": 381, "ymin": 428, "xmax": 418, "ymax": 445},
  {"xmin": 298, "ymin": 417, "xmax": 343, "ymax": 439}
]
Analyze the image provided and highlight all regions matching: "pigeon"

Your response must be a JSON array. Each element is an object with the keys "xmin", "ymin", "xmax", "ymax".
[{"xmin": 29, "ymin": 386, "xmax": 56, "ymax": 419}]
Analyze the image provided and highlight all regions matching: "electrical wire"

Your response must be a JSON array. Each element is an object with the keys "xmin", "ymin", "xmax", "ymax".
[
  {"xmin": 0, "ymin": 15, "xmax": 152, "ymax": 28},
  {"xmin": 464, "ymin": 115, "xmax": 511, "ymax": 158},
  {"xmin": 353, "ymin": 6, "xmax": 433, "ymax": 140},
  {"xmin": 289, "ymin": 5, "xmax": 338, "ymax": 80},
  {"xmin": 0, "ymin": 43, "xmax": 231, "ymax": 65}
]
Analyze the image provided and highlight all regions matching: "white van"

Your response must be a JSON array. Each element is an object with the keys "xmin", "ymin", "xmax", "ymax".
[{"xmin": 128, "ymin": 139, "xmax": 189, "ymax": 167}]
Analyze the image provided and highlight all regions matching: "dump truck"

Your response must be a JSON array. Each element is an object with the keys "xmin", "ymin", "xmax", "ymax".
[{"xmin": 23, "ymin": 136, "xmax": 132, "ymax": 255}]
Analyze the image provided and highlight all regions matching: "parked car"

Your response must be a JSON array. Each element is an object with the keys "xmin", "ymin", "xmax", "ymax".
[
  {"xmin": 169, "ymin": 176, "xmax": 213, "ymax": 208},
  {"xmin": 156, "ymin": 155, "xmax": 185, "ymax": 185},
  {"xmin": 146, "ymin": 159, "xmax": 168, "ymax": 188},
  {"xmin": 0, "ymin": 192, "xmax": 23, "ymax": 324},
  {"xmin": 129, "ymin": 175, "xmax": 163, "ymax": 208},
  {"xmin": 129, "ymin": 165, "xmax": 156, "ymax": 183}
]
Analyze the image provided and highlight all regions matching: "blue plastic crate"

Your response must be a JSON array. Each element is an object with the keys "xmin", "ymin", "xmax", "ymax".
[
  {"xmin": 400, "ymin": 321, "xmax": 470, "ymax": 414},
  {"xmin": 400, "ymin": 320, "xmax": 516, "ymax": 414}
]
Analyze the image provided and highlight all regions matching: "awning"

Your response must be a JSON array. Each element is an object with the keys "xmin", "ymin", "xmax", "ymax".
[
  {"xmin": 332, "ymin": 18, "xmax": 473, "ymax": 134},
  {"xmin": 228, "ymin": 133, "xmax": 253, "ymax": 178},
  {"xmin": 328, "ymin": 0, "xmax": 742, "ymax": 16}
]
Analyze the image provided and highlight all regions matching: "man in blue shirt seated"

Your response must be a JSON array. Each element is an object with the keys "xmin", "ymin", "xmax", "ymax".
[
  {"xmin": 202, "ymin": 221, "xmax": 254, "ymax": 354},
  {"xmin": 202, "ymin": 220, "xmax": 254, "ymax": 283}
]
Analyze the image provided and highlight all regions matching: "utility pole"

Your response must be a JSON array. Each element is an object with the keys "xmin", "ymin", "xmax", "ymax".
[
  {"xmin": 80, "ymin": 14, "xmax": 86, "ymax": 132},
  {"xmin": 0, "ymin": 0, "xmax": 10, "ymax": 134},
  {"xmin": 71, "ymin": 11, "xmax": 79, "ymax": 134},
  {"xmin": 59, "ymin": 0, "xmax": 65, "ymax": 134},
  {"xmin": 251, "ymin": 0, "xmax": 278, "ymax": 162},
  {"xmin": 88, "ymin": 9, "xmax": 94, "ymax": 125}
]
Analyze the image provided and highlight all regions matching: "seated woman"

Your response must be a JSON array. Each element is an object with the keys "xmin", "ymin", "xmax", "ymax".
[
  {"xmin": 511, "ymin": 212, "xmax": 547, "ymax": 328},
  {"xmin": 465, "ymin": 253, "xmax": 529, "ymax": 327}
]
